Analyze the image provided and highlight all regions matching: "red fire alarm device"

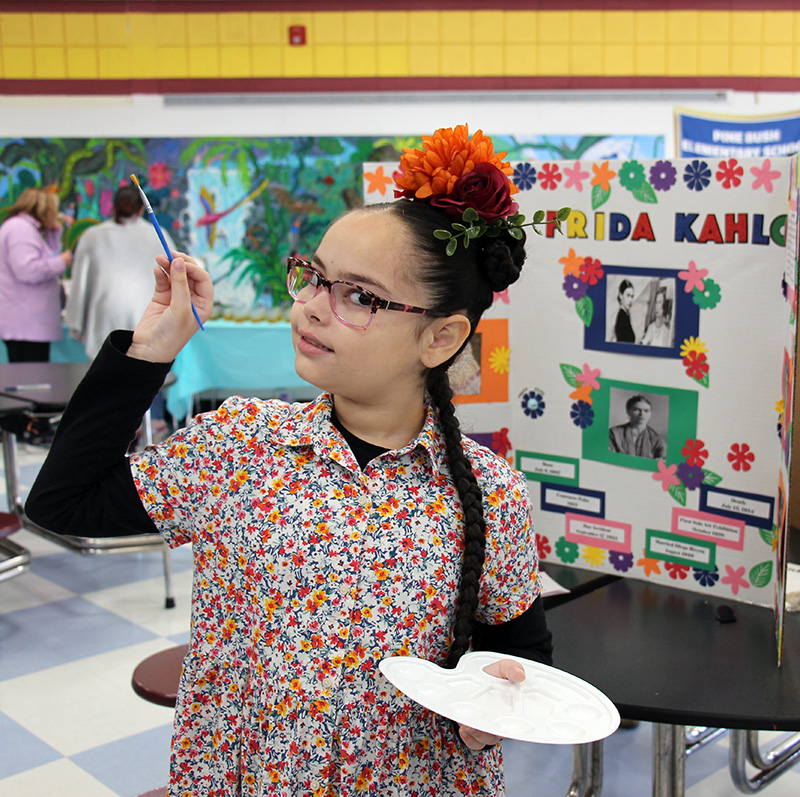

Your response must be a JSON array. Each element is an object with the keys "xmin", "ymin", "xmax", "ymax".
[{"xmin": 289, "ymin": 26, "xmax": 306, "ymax": 46}]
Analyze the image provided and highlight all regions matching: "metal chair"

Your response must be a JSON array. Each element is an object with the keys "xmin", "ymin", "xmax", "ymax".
[{"xmin": 0, "ymin": 510, "xmax": 30, "ymax": 582}]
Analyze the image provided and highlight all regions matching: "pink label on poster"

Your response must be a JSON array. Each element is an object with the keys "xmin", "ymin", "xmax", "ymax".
[
  {"xmin": 565, "ymin": 514, "xmax": 632, "ymax": 552},
  {"xmin": 671, "ymin": 508, "xmax": 745, "ymax": 550}
]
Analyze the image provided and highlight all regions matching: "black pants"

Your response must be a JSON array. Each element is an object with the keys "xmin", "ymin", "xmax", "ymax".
[{"xmin": 3, "ymin": 340, "xmax": 50, "ymax": 362}]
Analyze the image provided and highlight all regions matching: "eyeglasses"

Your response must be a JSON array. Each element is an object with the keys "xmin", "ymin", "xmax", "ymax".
[{"xmin": 286, "ymin": 257, "xmax": 434, "ymax": 330}]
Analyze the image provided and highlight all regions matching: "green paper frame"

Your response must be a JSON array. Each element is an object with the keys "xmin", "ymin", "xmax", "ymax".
[{"xmin": 583, "ymin": 378, "xmax": 699, "ymax": 472}]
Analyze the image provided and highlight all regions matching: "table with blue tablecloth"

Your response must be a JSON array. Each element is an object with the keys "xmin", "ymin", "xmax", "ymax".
[{"xmin": 166, "ymin": 319, "xmax": 315, "ymax": 422}]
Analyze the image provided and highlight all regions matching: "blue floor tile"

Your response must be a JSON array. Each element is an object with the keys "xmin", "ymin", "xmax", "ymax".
[
  {"xmin": 0, "ymin": 710, "xmax": 62, "ymax": 779},
  {"xmin": 0, "ymin": 597, "xmax": 158, "ymax": 680},
  {"xmin": 70, "ymin": 723, "xmax": 173, "ymax": 797}
]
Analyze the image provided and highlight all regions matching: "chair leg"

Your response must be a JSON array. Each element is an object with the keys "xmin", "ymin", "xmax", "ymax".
[{"xmin": 162, "ymin": 546, "xmax": 175, "ymax": 609}]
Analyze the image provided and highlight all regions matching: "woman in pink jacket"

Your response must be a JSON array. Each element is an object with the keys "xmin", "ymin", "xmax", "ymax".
[{"xmin": 0, "ymin": 187, "xmax": 73, "ymax": 362}]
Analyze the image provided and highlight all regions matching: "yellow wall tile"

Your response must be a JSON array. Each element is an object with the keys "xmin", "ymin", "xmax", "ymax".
[
  {"xmin": 731, "ymin": 44, "xmax": 761, "ymax": 75},
  {"xmin": 377, "ymin": 44, "xmax": 408, "ymax": 76},
  {"xmin": 698, "ymin": 12, "xmax": 730, "ymax": 45},
  {"xmin": 187, "ymin": 14, "xmax": 218, "ymax": 46},
  {"xmin": 570, "ymin": 43, "xmax": 603, "ymax": 75},
  {"xmin": 376, "ymin": 12, "xmax": 407, "ymax": 44},
  {"xmin": 793, "ymin": 42, "xmax": 800, "ymax": 77},
  {"xmin": 283, "ymin": 46, "xmax": 314, "ymax": 77},
  {"xmin": 98, "ymin": 47, "xmax": 131, "ymax": 79},
  {"xmin": 188, "ymin": 45, "xmax": 219, "ymax": 77},
  {"xmin": 313, "ymin": 12, "xmax": 345, "ymax": 45},
  {"xmin": 408, "ymin": 12, "xmax": 440, "ymax": 44},
  {"xmin": 570, "ymin": 11, "xmax": 602, "ymax": 44},
  {"xmin": 537, "ymin": 43, "xmax": 569, "ymax": 75},
  {"xmin": 32, "ymin": 14, "xmax": 64, "ymax": 46},
  {"xmin": 345, "ymin": 11, "xmax": 376, "ymax": 44},
  {"xmin": 251, "ymin": 45, "xmax": 282, "ymax": 76},
  {"xmin": 667, "ymin": 11, "xmax": 698, "ymax": 43},
  {"xmin": 250, "ymin": 13, "xmax": 281, "ymax": 45},
  {"xmin": 472, "ymin": 11, "xmax": 504, "ymax": 44},
  {"xmin": 220, "ymin": 45, "xmax": 251, "ymax": 77},
  {"xmin": 439, "ymin": 12, "xmax": 470, "ymax": 44},
  {"xmin": 538, "ymin": 12, "xmax": 570, "ymax": 44},
  {"xmin": 314, "ymin": 44, "xmax": 345, "ymax": 77},
  {"xmin": 503, "ymin": 42, "xmax": 536, "ymax": 76},
  {"xmin": 731, "ymin": 11, "xmax": 762, "ymax": 44},
  {"xmin": 66, "ymin": 46, "xmax": 97, "ymax": 78},
  {"xmin": 154, "ymin": 14, "xmax": 186, "ymax": 46},
  {"xmin": 698, "ymin": 44, "xmax": 729, "ymax": 75},
  {"xmin": 762, "ymin": 44, "xmax": 793, "ymax": 76},
  {"xmin": 1, "ymin": 13, "xmax": 33, "ymax": 46},
  {"xmin": 762, "ymin": 12, "xmax": 794, "ymax": 44},
  {"xmin": 603, "ymin": 44, "xmax": 635, "ymax": 76},
  {"xmin": 635, "ymin": 12, "xmax": 666, "ymax": 44},
  {"xmin": 473, "ymin": 44, "xmax": 504, "ymax": 75},
  {"xmin": 603, "ymin": 11, "xmax": 634, "ymax": 44},
  {"xmin": 408, "ymin": 43, "xmax": 439, "ymax": 76},
  {"xmin": 635, "ymin": 43, "xmax": 665, "ymax": 76},
  {"xmin": 158, "ymin": 46, "xmax": 189, "ymax": 78},
  {"xmin": 128, "ymin": 14, "xmax": 156, "ymax": 46},
  {"xmin": 3, "ymin": 46, "xmax": 34, "ymax": 79},
  {"xmin": 345, "ymin": 44, "xmax": 376, "ymax": 76},
  {"xmin": 219, "ymin": 13, "xmax": 250, "ymax": 46},
  {"xmin": 504, "ymin": 11, "xmax": 536, "ymax": 45},
  {"xmin": 666, "ymin": 44, "xmax": 698, "ymax": 75},
  {"xmin": 440, "ymin": 43, "xmax": 472, "ymax": 76},
  {"xmin": 64, "ymin": 13, "xmax": 96, "ymax": 46},
  {"xmin": 128, "ymin": 44, "xmax": 158, "ymax": 79},
  {"xmin": 34, "ymin": 46, "xmax": 66, "ymax": 78},
  {"xmin": 96, "ymin": 14, "xmax": 129, "ymax": 47}
]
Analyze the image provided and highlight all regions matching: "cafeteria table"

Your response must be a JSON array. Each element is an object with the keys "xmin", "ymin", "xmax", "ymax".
[
  {"xmin": 0, "ymin": 361, "xmax": 177, "ymax": 607},
  {"xmin": 544, "ymin": 576, "xmax": 800, "ymax": 795}
]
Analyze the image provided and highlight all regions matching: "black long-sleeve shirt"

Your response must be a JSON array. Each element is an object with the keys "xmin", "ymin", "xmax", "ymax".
[{"xmin": 25, "ymin": 331, "xmax": 552, "ymax": 665}]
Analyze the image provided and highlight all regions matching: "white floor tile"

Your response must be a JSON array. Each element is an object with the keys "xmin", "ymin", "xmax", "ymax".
[
  {"xmin": 0, "ymin": 757, "xmax": 119, "ymax": 796},
  {"xmin": 687, "ymin": 760, "xmax": 800, "ymax": 796},
  {"xmin": 0, "ymin": 570, "xmax": 75, "ymax": 614},
  {"xmin": 0, "ymin": 639, "xmax": 180, "ymax": 756}
]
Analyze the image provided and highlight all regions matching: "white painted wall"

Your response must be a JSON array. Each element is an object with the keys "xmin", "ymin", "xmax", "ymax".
[{"xmin": 2, "ymin": 89, "xmax": 800, "ymax": 155}]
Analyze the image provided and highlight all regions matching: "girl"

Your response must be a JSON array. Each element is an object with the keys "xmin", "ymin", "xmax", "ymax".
[
  {"xmin": 27, "ymin": 125, "xmax": 552, "ymax": 796},
  {"xmin": 0, "ymin": 187, "xmax": 73, "ymax": 362},
  {"xmin": 641, "ymin": 286, "xmax": 673, "ymax": 348},
  {"xmin": 613, "ymin": 278, "xmax": 636, "ymax": 343}
]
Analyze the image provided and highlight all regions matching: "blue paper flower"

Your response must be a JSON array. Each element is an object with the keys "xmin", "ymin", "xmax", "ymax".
[
  {"xmin": 693, "ymin": 566, "xmax": 720, "ymax": 588},
  {"xmin": 521, "ymin": 391, "xmax": 545, "ymax": 418},
  {"xmin": 683, "ymin": 160, "xmax": 712, "ymax": 192},
  {"xmin": 513, "ymin": 162, "xmax": 537, "ymax": 190},
  {"xmin": 570, "ymin": 401, "xmax": 594, "ymax": 428}
]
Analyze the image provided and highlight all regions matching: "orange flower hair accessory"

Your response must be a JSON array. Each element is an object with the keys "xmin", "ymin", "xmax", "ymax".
[{"xmin": 394, "ymin": 124, "xmax": 569, "ymax": 256}]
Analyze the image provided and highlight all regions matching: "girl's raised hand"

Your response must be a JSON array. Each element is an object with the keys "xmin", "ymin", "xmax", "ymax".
[
  {"xmin": 458, "ymin": 658, "xmax": 527, "ymax": 750},
  {"xmin": 127, "ymin": 252, "xmax": 213, "ymax": 363}
]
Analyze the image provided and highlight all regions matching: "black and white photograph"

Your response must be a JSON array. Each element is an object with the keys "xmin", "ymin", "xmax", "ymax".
[{"xmin": 608, "ymin": 389, "xmax": 670, "ymax": 461}]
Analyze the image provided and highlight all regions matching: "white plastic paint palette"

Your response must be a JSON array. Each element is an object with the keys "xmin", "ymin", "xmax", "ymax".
[{"xmin": 379, "ymin": 651, "xmax": 620, "ymax": 744}]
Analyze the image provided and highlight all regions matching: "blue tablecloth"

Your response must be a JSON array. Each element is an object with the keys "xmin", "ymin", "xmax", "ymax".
[
  {"xmin": 0, "ymin": 326, "xmax": 89, "ymax": 364},
  {"xmin": 167, "ymin": 319, "xmax": 313, "ymax": 421}
]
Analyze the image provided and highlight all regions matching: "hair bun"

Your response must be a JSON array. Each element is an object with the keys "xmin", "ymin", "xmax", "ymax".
[{"xmin": 478, "ymin": 233, "xmax": 526, "ymax": 293}]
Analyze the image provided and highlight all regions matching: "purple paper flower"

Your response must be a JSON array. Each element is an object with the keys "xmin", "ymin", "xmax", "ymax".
[
  {"xmin": 677, "ymin": 461, "xmax": 704, "ymax": 490},
  {"xmin": 609, "ymin": 551, "xmax": 634, "ymax": 573},
  {"xmin": 649, "ymin": 160, "xmax": 677, "ymax": 191},
  {"xmin": 563, "ymin": 274, "xmax": 589, "ymax": 300}
]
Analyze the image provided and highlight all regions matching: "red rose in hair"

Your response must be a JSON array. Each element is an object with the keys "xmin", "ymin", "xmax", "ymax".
[{"xmin": 430, "ymin": 162, "xmax": 519, "ymax": 222}]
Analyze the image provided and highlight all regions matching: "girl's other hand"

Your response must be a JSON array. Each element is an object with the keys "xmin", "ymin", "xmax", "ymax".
[
  {"xmin": 128, "ymin": 252, "xmax": 213, "ymax": 363},
  {"xmin": 458, "ymin": 658, "xmax": 526, "ymax": 750}
]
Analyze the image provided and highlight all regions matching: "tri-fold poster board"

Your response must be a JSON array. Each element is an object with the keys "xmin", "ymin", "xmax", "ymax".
[{"xmin": 365, "ymin": 152, "xmax": 800, "ymax": 661}]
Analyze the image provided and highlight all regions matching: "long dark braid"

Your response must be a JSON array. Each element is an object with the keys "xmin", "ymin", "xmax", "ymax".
[{"xmin": 384, "ymin": 199, "xmax": 527, "ymax": 668}]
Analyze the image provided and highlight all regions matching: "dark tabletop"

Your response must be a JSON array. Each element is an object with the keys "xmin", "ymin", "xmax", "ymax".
[
  {"xmin": 545, "ymin": 576, "xmax": 800, "ymax": 730},
  {"xmin": 0, "ymin": 362, "xmax": 89, "ymax": 411},
  {"xmin": 0, "ymin": 395, "xmax": 35, "ymax": 416}
]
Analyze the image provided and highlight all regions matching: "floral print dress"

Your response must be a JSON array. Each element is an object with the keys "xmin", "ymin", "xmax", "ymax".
[{"xmin": 130, "ymin": 393, "xmax": 541, "ymax": 796}]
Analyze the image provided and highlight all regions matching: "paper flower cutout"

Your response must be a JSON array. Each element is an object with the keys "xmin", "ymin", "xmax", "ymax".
[
  {"xmin": 591, "ymin": 161, "xmax": 617, "ymax": 192},
  {"xmin": 728, "ymin": 443, "xmax": 755, "ymax": 471},
  {"xmin": 521, "ymin": 391, "xmax": 545, "ymax": 419},
  {"xmin": 363, "ymin": 165, "xmax": 394, "ymax": 195},
  {"xmin": 579, "ymin": 256, "xmax": 604, "ymax": 285},
  {"xmin": 569, "ymin": 384, "xmax": 593, "ymax": 405},
  {"xmin": 716, "ymin": 158, "xmax": 744, "ymax": 189},
  {"xmin": 693, "ymin": 566, "xmax": 720, "ymax": 587},
  {"xmin": 681, "ymin": 438, "xmax": 708, "ymax": 467},
  {"xmin": 665, "ymin": 562, "xmax": 690, "ymax": 580},
  {"xmin": 637, "ymin": 550, "xmax": 662, "ymax": 576},
  {"xmin": 493, "ymin": 289, "xmax": 510, "ymax": 304},
  {"xmin": 555, "ymin": 536, "xmax": 579, "ymax": 563},
  {"xmin": 563, "ymin": 161, "xmax": 589, "ymax": 191},
  {"xmin": 649, "ymin": 160, "xmax": 677, "ymax": 191},
  {"xmin": 609, "ymin": 551, "xmax": 634, "ymax": 572},
  {"xmin": 491, "ymin": 428, "xmax": 512, "ymax": 458},
  {"xmin": 559, "ymin": 248, "xmax": 584, "ymax": 277},
  {"xmin": 721, "ymin": 564, "xmax": 750, "ymax": 595},
  {"xmin": 575, "ymin": 363, "xmax": 601, "ymax": 390},
  {"xmin": 692, "ymin": 278, "xmax": 721, "ymax": 309},
  {"xmin": 536, "ymin": 534, "xmax": 551, "ymax": 560},
  {"xmin": 570, "ymin": 401, "xmax": 594, "ymax": 429},
  {"xmin": 750, "ymin": 158, "xmax": 782, "ymax": 193},
  {"xmin": 676, "ymin": 462, "xmax": 704, "ymax": 490},
  {"xmin": 512, "ymin": 162, "xmax": 537, "ymax": 190},
  {"xmin": 683, "ymin": 350, "xmax": 709, "ymax": 381},
  {"xmin": 680, "ymin": 336, "xmax": 707, "ymax": 358},
  {"xmin": 678, "ymin": 260, "xmax": 708, "ymax": 293},
  {"xmin": 488, "ymin": 345, "xmax": 510, "ymax": 374},
  {"xmin": 582, "ymin": 546, "xmax": 607, "ymax": 567},
  {"xmin": 539, "ymin": 163, "xmax": 562, "ymax": 190},
  {"xmin": 618, "ymin": 160, "xmax": 646, "ymax": 190},
  {"xmin": 563, "ymin": 275, "xmax": 589, "ymax": 300},
  {"xmin": 683, "ymin": 160, "xmax": 711, "ymax": 191},
  {"xmin": 652, "ymin": 461, "xmax": 680, "ymax": 491}
]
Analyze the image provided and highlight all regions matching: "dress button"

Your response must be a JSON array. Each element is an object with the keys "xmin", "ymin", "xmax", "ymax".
[{"xmin": 322, "ymin": 676, "xmax": 334, "ymax": 689}]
